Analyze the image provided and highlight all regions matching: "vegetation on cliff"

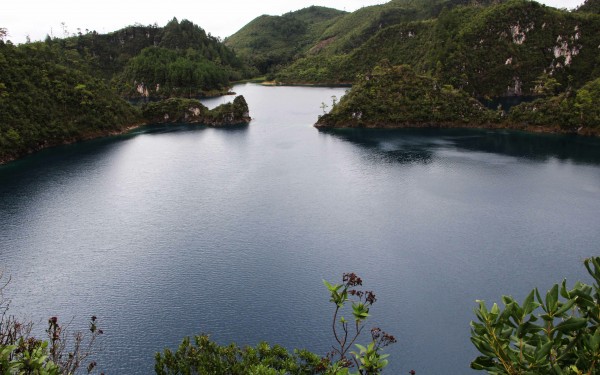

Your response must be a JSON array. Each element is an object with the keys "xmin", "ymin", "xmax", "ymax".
[
  {"xmin": 48, "ymin": 18, "xmax": 248, "ymax": 90},
  {"xmin": 226, "ymin": 0, "xmax": 467, "ymax": 79},
  {"xmin": 0, "ymin": 17, "xmax": 255, "ymax": 164},
  {"xmin": 141, "ymin": 95, "xmax": 250, "ymax": 126},
  {"xmin": 577, "ymin": 0, "xmax": 600, "ymax": 14},
  {"xmin": 116, "ymin": 47, "xmax": 230, "ymax": 98},
  {"xmin": 316, "ymin": 64, "xmax": 496, "ymax": 128},
  {"xmin": 229, "ymin": 0, "xmax": 600, "ymax": 111},
  {"xmin": 508, "ymin": 77, "xmax": 600, "ymax": 133},
  {"xmin": 0, "ymin": 40, "xmax": 141, "ymax": 163},
  {"xmin": 277, "ymin": 0, "xmax": 600, "ymax": 99},
  {"xmin": 110, "ymin": 18, "xmax": 248, "ymax": 98},
  {"xmin": 316, "ymin": 63, "xmax": 600, "ymax": 133}
]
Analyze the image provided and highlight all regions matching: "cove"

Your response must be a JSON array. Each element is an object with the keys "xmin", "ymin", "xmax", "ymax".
[{"xmin": 1, "ymin": 83, "xmax": 600, "ymax": 374}]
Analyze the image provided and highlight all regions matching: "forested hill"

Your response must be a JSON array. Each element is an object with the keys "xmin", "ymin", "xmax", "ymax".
[
  {"xmin": 230, "ymin": 0, "xmax": 600, "ymax": 100},
  {"xmin": 226, "ymin": 0, "xmax": 499, "ymax": 78},
  {"xmin": 0, "ymin": 40, "xmax": 141, "ymax": 164},
  {"xmin": 315, "ymin": 63, "xmax": 600, "ymax": 135},
  {"xmin": 0, "ymin": 18, "xmax": 253, "ymax": 164},
  {"xmin": 577, "ymin": 0, "xmax": 600, "ymax": 14},
  {"xmin": 51, "ymin": 18, "xmax": 250, "ymax": 98},
  {"xmin": 225, "ymin": 6, "xmax": 347, "ymax": 76}
]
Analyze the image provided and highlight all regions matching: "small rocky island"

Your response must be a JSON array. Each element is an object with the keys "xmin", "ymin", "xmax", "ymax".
[{"xmin": 142, "ymin": 95, "xmax": 251, "ymax": 127}]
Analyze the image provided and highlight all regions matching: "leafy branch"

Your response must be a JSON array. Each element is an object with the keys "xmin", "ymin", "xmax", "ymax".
[{"xmin": 324, "ymin": 273, "xmax": 397, "ymax": 374}]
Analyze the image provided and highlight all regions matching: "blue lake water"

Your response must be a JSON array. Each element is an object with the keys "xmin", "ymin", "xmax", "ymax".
[{"xmin": 1, "ymin": 83, "xmax": 600, "ymax": 374}]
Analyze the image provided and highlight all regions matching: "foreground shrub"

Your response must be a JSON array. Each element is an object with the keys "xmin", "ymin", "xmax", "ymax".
[
  {"xmin": 155, "ymin": 335, "xmax": 325, "ymax": 375},
  {"xmin": 471, "ymin": 256, "xmax": 600, "ymax": 374},
  {"xmin": 0, "ymin": 270, "xmax": 103, "ymax": 374},
  {"xmin": 156, "ymin": 273, "xmax": 397, "ymax": 374}
]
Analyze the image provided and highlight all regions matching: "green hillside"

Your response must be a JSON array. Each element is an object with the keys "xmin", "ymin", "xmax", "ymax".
[
  {"xmin": 576, "ymin": 0, "xmax": 600, "ymax": 14},
  {"xmin": 315, "ymin": 64, "xmax": 496, "ymax": 128},
  {"xmin": 227, "ymin": 0, "xmax": 502, "ymax": 77},
  {"xmin": 316, "ymin": 62, "xmax": 600, "ymax": 134},
  {"xmin": 0, "ymin": 18, "xmax": 253, "ymax": 164},
  {"xmin": 278, "ymin": 0, "xmax": 600, "ymax": 98},
  {"xmin": 0, "ymin": 40, "xmax": 141, "ymax": 163},
  {"xmin": 225, "ymin": 6, "xmax": 346, "ymax": 75},
  {"xmin": 48, "ymin": 18, "xmax": 249, "ymax": 98}
]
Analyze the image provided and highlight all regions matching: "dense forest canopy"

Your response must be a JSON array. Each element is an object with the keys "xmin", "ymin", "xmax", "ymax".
[
  {"xmin": 576, "ymin": 0, "xmax": 600, "ymax": 13},
  {"xmin": 224, "ymin": 6, "xmax": 347, "ymax": 76},
  {"xmin": 0, "ymin": 18, "xmax": 252, "ymax": 164},
  {"xmin": 0, "ymin": 40, "xmax": 141, "ymax": 163},
  {"xmin": 230, "ymin": 0, "xmax": 600, "ymax": 102},
  {"xmin": 315, "ymin": 64, "xmax": 496, "ymax": 128},
  {"xmin": 316, "ymin": 62, "xmax": 600, "ymax": 134}
]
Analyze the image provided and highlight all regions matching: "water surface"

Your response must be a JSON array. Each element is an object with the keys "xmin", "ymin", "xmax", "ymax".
[{"xmin": 1, "ymin": 84, "xmax": 600, "ymax": 374}]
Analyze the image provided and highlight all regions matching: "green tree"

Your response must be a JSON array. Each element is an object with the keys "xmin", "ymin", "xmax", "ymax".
[
  {"xmin": 533, "ymin": 74, "xmax": 562, "ymax": 97},
  {"xmin": 575, "ymin": 89, "xmax": 593, "ymax": 122}
]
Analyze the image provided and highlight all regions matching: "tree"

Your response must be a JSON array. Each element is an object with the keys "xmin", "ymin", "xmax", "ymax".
[
  {"xmin": 575, "ymin": 89, "xmax": 593, "ymax": 122},
  {"xmin": 532, "ymin": 73, "xmax": 562, "ymax": 97}
]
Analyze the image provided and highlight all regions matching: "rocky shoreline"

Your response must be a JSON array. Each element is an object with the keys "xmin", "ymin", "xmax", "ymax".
[{"xmin": 0, "ymin": 96, "xmax": 251, "ymax": 166}]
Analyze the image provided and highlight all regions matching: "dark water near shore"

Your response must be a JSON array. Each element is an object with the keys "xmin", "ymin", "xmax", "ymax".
[{"xmin": 1, "ymin": 83, "xmax": 600, "ymax": 374}]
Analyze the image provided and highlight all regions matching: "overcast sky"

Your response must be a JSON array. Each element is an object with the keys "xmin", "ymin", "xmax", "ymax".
[{"xmin": 3, "ymin": 0, "xmax": 587, "ymax": 44}]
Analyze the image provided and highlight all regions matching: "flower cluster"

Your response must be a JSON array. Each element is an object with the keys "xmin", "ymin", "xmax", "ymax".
[{"xmin": 370, "ymin": 327, "xmax": 397, "ymax": 349}]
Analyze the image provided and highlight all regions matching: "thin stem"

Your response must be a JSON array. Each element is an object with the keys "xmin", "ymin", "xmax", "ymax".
[
  {"xmin": 345, "ymin": 321, "xmax": 365, "ymax": 356},
  {"xmin": 332, "ymin": 305, "xmax": 342, "ymax": 348}
]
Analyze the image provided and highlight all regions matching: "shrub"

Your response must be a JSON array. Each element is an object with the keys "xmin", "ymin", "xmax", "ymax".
[
  {"xmin": 155, "ymin": 273, "xmax": 397, "ymax": 374},
  {"xmin": 471, "ymin": 256, "xmax": 600, "ymax": 374}
]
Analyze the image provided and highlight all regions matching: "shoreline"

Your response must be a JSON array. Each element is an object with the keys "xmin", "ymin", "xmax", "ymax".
[
  {"xmin": 0, "ymin": 113, "xmax": 252, "ymax": 166},
  {"xmin": 260, "ymin": 81, "xmax": 352, "ymax": 88},
  {"xmin": 1, "ymin": 95, "xmax": 251, "ymax": 166},
  {"xmin": 0, "ymin": 121, "xmax": 148, "ymax": 166},
  {"xmin": 314, "ymin": 120, "xmax": 600, "ymax": 137}
]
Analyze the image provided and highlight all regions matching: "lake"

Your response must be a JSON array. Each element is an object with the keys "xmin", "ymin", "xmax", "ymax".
[{"xmin": 1, "ymin": 83, "xmax": 600, "ymax": 374}]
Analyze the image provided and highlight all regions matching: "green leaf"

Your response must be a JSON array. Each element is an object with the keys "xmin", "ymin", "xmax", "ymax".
[
  {"xmin": 589, "ymin": 331, "xmax": 600, "ymax": 351},
  {"xmin": 560, "ymin": 279, "xmax": 570, "ymax": 299},
  {"xmin": 554, "ymin": 298, "xmax": 576, "ymax": 316},
  {"xmin": 545, "ymin": 284, "xmax": 559, "ymax": 314},
  {"xmin": 552, "ymin": 317, "xmax": 588, "ymax": 334},
  {"xmin": 534, "ymin": 340, "xmax": 553, "ymax": 363},
  {"xmin": 323, "ymin": 280, "xmax": 341, "ymax": 293},
  {"xmin": 470, "ymin": 356, "xmax": 497, "ymax": 371},
  {"xmin": 523, "ymin": 289, "xmax": 537, "ymax": 315}
]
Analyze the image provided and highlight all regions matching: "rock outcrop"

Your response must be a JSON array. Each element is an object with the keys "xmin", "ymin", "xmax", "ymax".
[{"xmin": 141, "ymin": 95, "xmax": 251, "ymax": 126}]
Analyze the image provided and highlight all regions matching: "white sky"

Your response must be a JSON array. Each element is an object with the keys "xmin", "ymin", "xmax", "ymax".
[{"xmin": 2, "ymin": 0, "xmax": 586, "ymax": 44}]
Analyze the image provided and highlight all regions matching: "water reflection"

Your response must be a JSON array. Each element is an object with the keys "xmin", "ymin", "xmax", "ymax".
[
  {"xmin": 319, "ymin": 128, "xmax": 600, "ymax": 165},
  {"xmin": 319, "ymin": 128, "xmax": 434, "ymax": 165},
  {"xmin": 131, "ymin": 122, "xmax": 249, "ymax": 136}
]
